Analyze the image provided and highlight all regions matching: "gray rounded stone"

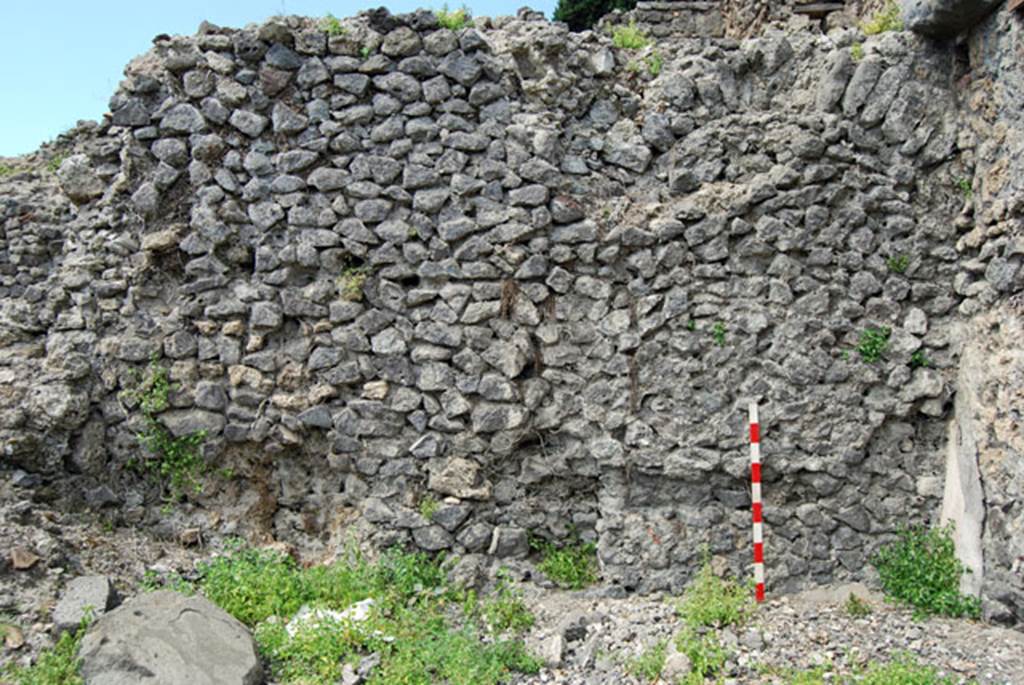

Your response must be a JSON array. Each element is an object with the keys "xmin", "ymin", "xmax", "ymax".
[{"xmin": 79, "ymin": 591, "xmax": 262, "ymax": 685}]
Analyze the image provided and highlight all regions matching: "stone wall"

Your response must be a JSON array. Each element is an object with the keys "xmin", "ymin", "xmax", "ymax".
[{"xmin": 0, "ymin": 5, "xmax": 1014, "ymax": 613}]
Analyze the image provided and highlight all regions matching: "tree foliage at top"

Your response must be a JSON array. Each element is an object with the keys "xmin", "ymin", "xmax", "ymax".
[{"xmin": 553, "ymin": 0, "xmax": 638, "ymax": 31}]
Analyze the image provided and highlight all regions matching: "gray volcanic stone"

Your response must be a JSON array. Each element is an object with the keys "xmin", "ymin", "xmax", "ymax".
[
  {"xmin": 79, "ymin": 591, "xmax": 262, "ymax": 685},
  {"xmin": 229, "ymin": 110, "xmax": 269, "ymax": 137},
  {"xmin": 901, "ymin": 0, "xmax": 1002, "ymax": 39},
  {"xmin": 56, "ymin": 155, "xmax": 105, "ymax": 204},
  {"xmin": 54, "ymin": 576, "xmax": 119, "ymax": 637},
  {"xmin": 161, "ymin": 103, "xmax": 207, "ymax": 133}
]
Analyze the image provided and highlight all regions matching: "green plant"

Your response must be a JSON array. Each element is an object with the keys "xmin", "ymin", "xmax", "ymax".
[
  {"xmin": 360, "ymin": 45, "xmax": 372, "ymax": 59},
  {"xmin": 611, "ymin": 21, "xmax": 650, "ymax": 50},
  {"xmin": 192, "ymin": 543, "xmax": 539, "ymax": 685},
  {"xmin": 676, "ymin": 558, "xmax": 752, "ymax": 630},
  {"xmin": 909, "ymin": 350, "xmax": 932, "ymax": 369},
  {"xmin": 338, "ymin": 264, "xmax": 370, "ymax": 302},
  {"xmin": 0, "ymin": 163, "xmax": 20, "ymax": 177},
  {"xmin": 861, "ymin": 0, "xmax": 904, "ymax": 35},
  {"xmin": 887, "ymin": 254, "xmax": 910, "ymax": 273},
  {"xmin": 624, "ymin": 639, "xmax": 667, "ymax": 683},
  {"xmin": 857, "ymin": 652, "xmax": 968, "ymax": 685},
  {"xmin": 844, "ymin": 592, "xmax": 872, "ymax": 618},
  {"xmin": 418, "ymin": 495, "xmax": 439, "ymax": 520},
  {"xmin": 850, "ymin": 41, "xmax": 865, "ymax": 61},
  {"xmin": 712, "ymin": 321, "xmax": 727, "ymax": 346},
  {"xmin": 436, "ymin": 4, "xmax": 472, "ymax": 30},
  {"xmin": 46, "ymin": 154, "xmax": 66, "ymax": 174},
  {"xmin": 956, "ymin": 177, "xmax": 973, "ymax": 200},
  {"xmin": 1, "ymin": 618, "xmax": 89, "ymax": 685},
  {"xmin": 675, "ymin": 627, "xmax": 729, "ymax": 684},
  {"xmin": 320, "ymin": 13, "xmax": 346, "ymax": 36},
  {"xmin": 140, "ymin": 569, "xmax": 195, "ymax": 595},
  {"xmin": 479, "ymin": 569, "xmax": 534, "ymax": 634},
  {"xmin": 872, "ymin": 524, "xmax": 981, "ymax": 619},
  {"xmin": 687, "ymin": 318, "xmax": 696, "ymax": 332},
  {"xmin": 554, "ymin": 0, "xmax": 638, "ymax": 31},
  {"xmin": 646, "ymin": 51, "xmax": 663, "ymax": 76},
  {"xmin": 121, "ymin": 358, "xmax": 207, "ymax": 497},
  {"xmin": 534, "ymin": 537, "xmax": 599, "ymax": 589},
  {"xmin": 857, "ymin": 326, "xmax": 891, "ymax": 363}
]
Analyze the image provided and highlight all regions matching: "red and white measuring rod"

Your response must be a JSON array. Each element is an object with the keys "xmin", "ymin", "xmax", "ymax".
[{"xmin": 750, "ymin": 402, "xmax": 765, "ymax": 603}]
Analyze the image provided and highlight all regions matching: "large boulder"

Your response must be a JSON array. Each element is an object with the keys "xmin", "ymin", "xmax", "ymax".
[
  {"xmin": 901, "ymin": 0, "xmax": 1002, "ymax": 38},
  {"xmin": 78, "ymin": 591, "xmax": 262, "ymax": 685}
]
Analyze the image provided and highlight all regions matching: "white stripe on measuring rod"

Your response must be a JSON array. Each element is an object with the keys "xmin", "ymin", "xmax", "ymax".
[
  {"xmin": 754, "ymin": 565, "xmax": 765, "ymax": 583},
  {"xmin": 753, "ymin": 522, "xmax": 763, "ymax": 541},
  {"xmin": 750, "ymin": 444, "xmax": 761, "ymax": 462},
  {"xmin": 751, "ymin": 483, "xmax": 761, "ymax": 501},
  {"xmin": 749, "ymin": 402, "xmax": 759, "ymax": 424}
]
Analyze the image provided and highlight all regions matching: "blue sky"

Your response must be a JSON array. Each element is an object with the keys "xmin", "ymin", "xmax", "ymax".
[{"xmin": 0, "ymin": 1, "xmax": 557, "ymax": 157}]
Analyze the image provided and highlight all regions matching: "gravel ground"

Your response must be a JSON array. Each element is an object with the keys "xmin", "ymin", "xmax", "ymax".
[
  {"xmin": 3, "ymin": 472, "xmax": 1023, "ymax": 683},
  {"xmin": 517, "ymin": 583, "xmax": 1024, "ymax": 684}
]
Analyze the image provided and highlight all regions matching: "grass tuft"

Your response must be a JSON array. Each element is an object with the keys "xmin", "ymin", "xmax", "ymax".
[
  {"xmin": 857, "ymin": 327, "xmax": 890, "ymax": 363},
  {"xmin": 861, "ymin": 0, "xmax": 904, "ymax": 35},
  {"xmin": 1, "ymin": 620, "xmax": 89, "ymax": 685}
]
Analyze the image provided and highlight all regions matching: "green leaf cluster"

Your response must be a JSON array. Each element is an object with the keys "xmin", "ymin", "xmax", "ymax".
[
  {"xmin": 534, "ymin": 537, "xmax": 599, "ymax": 589},
  {"xmin": 872, "ymin": 525, "xmax": 982, "ymax": 619},
  {"xmin": 857, "ymin": 327, "xmax": 891, "ymax": 363}
]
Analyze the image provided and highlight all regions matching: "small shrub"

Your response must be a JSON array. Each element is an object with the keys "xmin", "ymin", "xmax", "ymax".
[
  {"xmin": 909, "ymin": 350, "xmax": 932, "ymax": 369},
  {"xmin": 888, "ymin": 254, "xmax": 910, "ymax": 274},
  {"xmin": 844, "ymin": 592, "xmax": 872, "ymax": 618},
  {"xmin": 646, "ymin": 51, "xmax": 663, "ymax": 76},
  {"xmin": 534, "ymin": 537, "xmax": 599, "ymax": 589},
  {"xmin": 861, "ymin": 1, "xmax": 904, "ymax": 35},
  {"xmin": 871, "ymin": 525, "xmax": 981, "ymax": 619},
  {"xmin": 0, "ymin": 164, "xmax": 19, "ymax": 177},
  {"xmin": 1, "ymin": 619, "xmax": 88, "ymax": 685},
  {"xmin": 198, "ymin": 545, "xmax": 309, "ymax": 626},
  {"xmin": 360, "ymin": 45, "xmax": 372, "ymax": 59},
  {"xmin": 436, "ymin": 4, "xmax": 472, "ymax": 30},
  {"xmin": 857, "ymin": 327, "xmax": 891, "ymax": 363},
  {"xmin": 712, "ymin": 322, "xmax": 727, "ymax": 346},
  {"xmin": 624, "ymin": 639, "xmax": 667, "ymax": 683},
  {"xmin": 320, "ymin": 13, "xmax": 345, "ymax": 36},
  {"xmin": 612, "ymin": 21, "xmax": 650, "ymax": 50},
  {"xmin": 850, "ymin": 42, "xmax": 865, "ymax": 61},
  {"xmin": 676, "ymin": 559, "xmax": 752, "ymax": 629}
]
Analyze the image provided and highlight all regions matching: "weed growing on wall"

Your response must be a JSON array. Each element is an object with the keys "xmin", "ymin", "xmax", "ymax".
[
  {"xmin": 957, "ymin": 177, "xmax": 973, "ymax": 200},
  {"xmin": 857, "ymin": 327, "xmax": 890, "ymax": 363},
  {"xmin": 909, "ymin": 350, "xmax": 932, "ymax": 369},
  {"xmin": 418, "ymin": 495, "xmax": 439, "ymax": 520},
  {"xmin": 712, "ymin": 321, "xmax": 727, "ymax": 346},
  {"xmin": 888, "ymin": 254, "xmax": 910, "ymax": 274},
  {"xmin": 612, "ymin": 21, "xmax": 650, "ymax": 50},
  {"xmin": 850, "ymin": 42, "xmax": 865, "ymax": 61},
  {"xmin": 436, "ymin": 4, "xmax": 472, "ymax": 30},
  {"xmin": 861, "ymin": 0, "xmax": 904, "ymax": 35},
  {"xmin": 320, "ymin": 13, "xmax": 345, "ymax": 36},
  {"xmin": 872, "ymin": 525, "xmax": 982, "ymax": 619},
  {"xmin": 337, "ymin": 265, "xmax": 370, "ymax": 302},
  {"xmin": 646, "ymin": 51, "xmax": 663, "ymax": 76},
  {"xmin": 534, "ymin": 537, "xmax": 599, "ymax": 589},
  {"xmin": 120, "ymin": 358, "xmax": 206, "ymax": 497}
]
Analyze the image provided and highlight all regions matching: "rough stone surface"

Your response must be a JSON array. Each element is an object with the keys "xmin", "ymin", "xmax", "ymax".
[
  {"xmin": 53, "ymin": 576, "xmax": 119, "ymax": 636},
  {"xmin": 78, "ymin": 591, "xmax": 262, "ymax": 685},
  {"xmin": 902, "ymin": 0, "xmax": 1002, "ymax": 39},
  {"xmin": 0, "ymin": 3, "xmax": 1021, "ymax": 629}
]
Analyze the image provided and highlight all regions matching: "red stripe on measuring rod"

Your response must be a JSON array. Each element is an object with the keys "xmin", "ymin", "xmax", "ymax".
[
  {"xmin": 752, "ymin": 502, "xmax": 762, "ymax": 523},
  {"xmin": 751, "ymin": 463, "xmax": 761, "ymax": 483},
  {"xmin": 750, "ymin": 422, "xmax": 760, "ymax": 444},
  {"xmin": 753, "ymin": 542, "xmax": 764, "ymax": 564},
  {"xmin": 755, "ymin": 583, "xmax": 765, "ymax": 602}
]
